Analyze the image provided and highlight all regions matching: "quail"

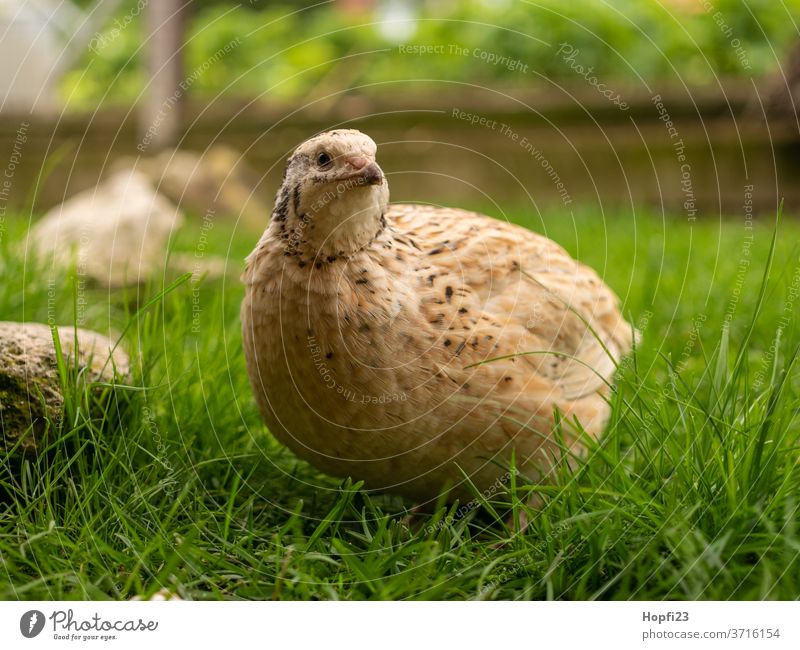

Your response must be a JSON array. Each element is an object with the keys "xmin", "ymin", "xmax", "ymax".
[{"xmin": 242, "ymin": 129, "xmax": 634, "ymax": 503}]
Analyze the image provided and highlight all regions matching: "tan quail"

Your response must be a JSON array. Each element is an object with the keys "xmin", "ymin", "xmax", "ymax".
[{"xmin": 242, "ymin": 129, "xmax": 634, "ymax": 503}]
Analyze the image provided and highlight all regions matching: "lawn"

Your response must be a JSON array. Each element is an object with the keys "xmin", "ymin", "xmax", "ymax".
[{"xmin": 1, "ymin": 204, "xmax": 798, "ymax": 600}]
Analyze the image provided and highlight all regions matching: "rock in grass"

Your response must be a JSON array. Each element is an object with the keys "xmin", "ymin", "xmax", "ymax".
[
  {"xmin": 131, "ymin": 588, "xmax": 182, "ymax": 601},
  {"xmin": 0, "ymin": 322, "xmax": 129, "ymax": 453},
  {"xmin": 30, "ymin": 169, "xmax": 184, "ymax": 288},
  {"xmin": 129, "ymin": 145, "xmax": 271, "ymax": 230}
]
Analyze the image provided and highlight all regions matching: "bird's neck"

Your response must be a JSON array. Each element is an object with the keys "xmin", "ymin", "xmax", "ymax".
[{"xmin": 273, "ymin": 183, "xmax": 388, "ymax": 260}]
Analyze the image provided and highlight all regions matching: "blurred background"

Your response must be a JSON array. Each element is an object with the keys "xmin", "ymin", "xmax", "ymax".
[{"xmin": 0, "ymin": 0, "xmax": 799, "ymax": 222}]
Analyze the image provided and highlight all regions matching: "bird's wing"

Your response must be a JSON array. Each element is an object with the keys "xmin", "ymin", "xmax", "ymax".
[{"xmin": 387, "ymin": 204, "xmax": 634, "ymax": 402}]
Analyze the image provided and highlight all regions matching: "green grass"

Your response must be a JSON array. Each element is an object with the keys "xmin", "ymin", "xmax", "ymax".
[{"xmin": 1, "ymin": 205, "xmax": 799, "ymax": 600}]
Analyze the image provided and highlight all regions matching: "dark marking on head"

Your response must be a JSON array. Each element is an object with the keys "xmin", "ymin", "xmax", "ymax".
[
  {"xmin": 292, "ymin": 184, "xmax": 301, "ymax": 215},
  {"xmin": 428, "ymin": 248, "xmax": 443, "ymax": 256},
  {"xmin": 273, "ymin": 187, "xmax": 289, "ymax": 222},
  {"xmin": 454, "ymin": 342, "xmax": 466, "ymax": 355},
  {"xmin": 445, "ymin": 286, "xmax": 453, "ymax": 303}
]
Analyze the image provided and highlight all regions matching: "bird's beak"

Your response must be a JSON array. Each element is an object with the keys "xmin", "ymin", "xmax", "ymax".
[
  {"xmin": 339, "ymin": 156, "xmax": 383, "ymax": 186},
  {"xmin": 361, "ymin": 162, "xmax": 383, "ymax": 186}
]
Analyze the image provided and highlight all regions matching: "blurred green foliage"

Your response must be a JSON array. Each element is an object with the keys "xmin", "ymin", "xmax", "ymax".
[{"xmin": 63, "ymin": 0, "xmax": 800, "ymax": 108}]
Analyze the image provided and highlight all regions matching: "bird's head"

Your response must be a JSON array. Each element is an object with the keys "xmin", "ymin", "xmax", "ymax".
[
  {"xmin": 290, "ymin": 129, "xmax": 384, "ymax": 190},
  {"xmin": 273, "ymin": 129, "xmax": 389, "ymax": 258}
]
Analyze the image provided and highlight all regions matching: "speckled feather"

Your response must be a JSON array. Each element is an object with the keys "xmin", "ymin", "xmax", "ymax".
[{"xmin": 242, "ymin": 130, "xmax": 634, "ymax": 503}]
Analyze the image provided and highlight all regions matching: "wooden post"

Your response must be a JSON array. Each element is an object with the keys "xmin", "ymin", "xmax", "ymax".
[{"xmin": 139, "ymin": 0, "xmax": 190, "ymax": 152}]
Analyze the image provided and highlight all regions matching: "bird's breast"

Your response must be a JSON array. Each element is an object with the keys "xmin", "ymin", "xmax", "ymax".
[{"xmin": 243, "ymin": 242, "xmax": 426, "ymax": 419}]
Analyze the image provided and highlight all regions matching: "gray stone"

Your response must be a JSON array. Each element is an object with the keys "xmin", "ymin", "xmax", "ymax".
[
  {"xmin": 31, "ymin": 169, "xmax": 184, "ymax": 288},
  {"xmin": 129, "ymin": 145, "xmax": 270, "ymax": 229},
  {"xmin": 0, "ymin": 322, "xmax": 129, "ymax": 453}
]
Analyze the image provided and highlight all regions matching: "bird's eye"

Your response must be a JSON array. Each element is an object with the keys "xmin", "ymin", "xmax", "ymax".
[{"xmin": 317, "ymin": 151, "xmax": 332, "ymax": 168}]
